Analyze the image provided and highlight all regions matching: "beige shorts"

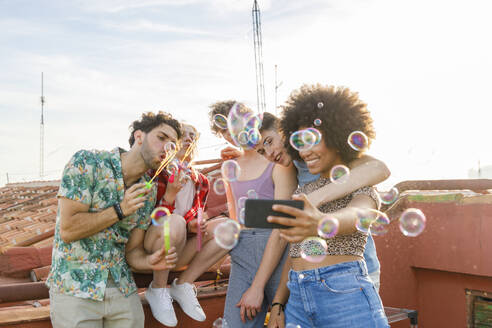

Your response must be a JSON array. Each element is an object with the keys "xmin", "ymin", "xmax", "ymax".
[{"xmin": 49, "ymin": 280, "xmax": 144, "ymax": 328}]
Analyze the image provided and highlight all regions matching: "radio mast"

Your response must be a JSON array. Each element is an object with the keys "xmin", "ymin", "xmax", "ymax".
[
  {"xmin": 252, "ymin": 0, "xmax": 266, "ymax": 113},
  {"xmin": 40, "ymin": 73, "xmax": 45, "ymax": 178}
]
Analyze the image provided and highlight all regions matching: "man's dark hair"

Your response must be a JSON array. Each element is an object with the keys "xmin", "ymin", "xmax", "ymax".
[
  {"xmin": 208, "ymin": 100, "xmax": 252, "ymax": 136},
  {"xmin": 259, "ymin": 112, "xmax": 279, "ymax": 133},
  {"xmin": 280, "ymin": 84, "xmax": 375, "ymax": 163},
  {"xmin": 128, "ymin": 111, "xmax": 182, "ymax": 147}
]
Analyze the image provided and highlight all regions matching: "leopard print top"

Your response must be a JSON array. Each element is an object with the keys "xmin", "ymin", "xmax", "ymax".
[{"xmin": 289, "ymin": 177, "xmax": 380, "ymax": 258}]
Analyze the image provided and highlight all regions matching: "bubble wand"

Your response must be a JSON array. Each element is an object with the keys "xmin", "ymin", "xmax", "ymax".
[
  {"xmin": 151, "ymin": 207, "xmax": 171, "ymax": 254},
  {"xmin": 196, "ymin": 194, "xmax": 203, "ymax": 252},
  {"xmin": 145, "ymin": 146, "xmax": 179, "ymax": 189}
]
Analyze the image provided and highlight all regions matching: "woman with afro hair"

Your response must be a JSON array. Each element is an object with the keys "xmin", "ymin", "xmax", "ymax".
[{"xmin": 267, "ymin": 84, "xmax": 389, "ymax": 328}]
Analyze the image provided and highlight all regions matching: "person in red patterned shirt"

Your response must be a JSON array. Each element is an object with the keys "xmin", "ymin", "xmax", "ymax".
[{"xmin": 143, "ymin": 123, "xmax": 230, "ymax": 327}]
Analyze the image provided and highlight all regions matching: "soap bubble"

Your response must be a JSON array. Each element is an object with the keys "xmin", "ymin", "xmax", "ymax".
[
  {"xmin": 245, "ymin": 114, "xmax": 262, "ymax": 131},
  {"xmin": 213, "ymin": 114, "xmax": 228, "ymax": 130},
  {"xmin": 212, "ymin": 317, "xmax": 229, "ymax": 328},
  {"xmin": 305, "ymin": 128, "xmax": 322, "ymax": 146},
  {"xmin": 247, "ymin": 128, "xmax": 261, "ymax": 146},
  {"xmin": 369, "ymin": 211, "xmax": 391, "ymax": 236},
  {"xmin": 329, "ymin": 165, "xmax": 350, "ymax": 184},
  {"xmin": 379, "ymin": 187, "xmax": 399, "ymax": 205},
  {"xmin": 239, "ymin": 207, "xmax": 245, "ymax": 225},
  {"xmin": 237, "ymin": 131, "xmax": 249, "ymax": 145},
  {"xmin": 300, "ymin": 237, "xmax": 327, "ymax": 263},
  {"xmin": 151, "ymin": 207, "xmax": 171, "ymax": 226},
  {"xmin": 164, "ymin": 142, "xmax": 177, "ymax": 153},
  {"xmin": 348, "ymin": 131, "xmax": 369, "ymax": 152},
  {"xmin": 221, "ymin": 160, "xmax": 241, "ymax": 182},
  {"xmin": 289, "ymin": 130, "xmax": 316, "ymax": 151},
  {"xmin": 166, "ymin": 160, "xmax": 179, "ymax": 175},
  {"xmin": 317, "ymin": 102, "xmax": 324, "ymax": 109},
  {"xmin": 314, "ymin": 118, "xmax": 322, "ymax": 126},
  {"xmin": 213, "ymin": 179, "xmax": 226, "ymax": 195},
  {"xmin": 399, "ymin": 208, "xmax": 426, "ymax": 237},
  {"xmin": 247, "ymin": 189, "xmax": 258, "ymax": 199},
  {"xmin": 237, "ymin": 196, "xmax": 247, "ymax": 209},
  {"xmin": 214, "ymin": 220, "xmax": 241, "ymax": 250},
  {"xmin": 317, "ymin": 216, "xmax": 339, "ymax": 238}
]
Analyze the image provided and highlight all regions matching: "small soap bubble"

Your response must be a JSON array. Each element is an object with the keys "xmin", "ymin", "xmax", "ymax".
[
  {"xmin": 300, "ymin": 237, "xmax": 327, "ymax": 263},
  {"xmin": 348, "ymin": 131, "xmax": 369, "ymax": 152},
  {"xmin": 221, "ymin": 160, "xmax": 241, "ymax": 182},
  {"xmin": 379, "ymin": 187, "xmax": 399, "ymax": 205},
  {"xmin": 369, "ymin": 211, "xmax": 391, "ymax": 236},
  {"xmin": 314, "ymin": 118, "xmax": 322, "ymax": 126},
  {"xmin": 247, "ymin": 128, "xmax": 261, "ymax": 146},
  {"xmin": 247, "ymin": 189, "xmax": 258, "ymax": 199},
  {"xmin": 329, "ymin": 165, "xmax": 350, "ymax": 184},
  {"xmin": 213, "ymin": 114, "xmax": 228, "ymax": 130},
  {"xmin": 212, "ymin": 317, "xmax": 229, "ymax": 328},
  {"xmin": 151, "ymin": 207, "xmax": 171, "ymax": 226},
  {"xmin": 317, "ymin": 102, "xmax": 324, "ymax": 109},
  {"xmin": 166, "ymin": 160, "xmax": 179, "ymax": 175},
  {"xmin": 164, "ymin": 142, "xmax": 177, "ymax": 153},
  {"xmin": 214, "ymin": 220, "xmax": 241, "ymax": 250},
  {"xmin": 355, "ymin": 208, "xmax": 379, "ymax": 233},
  {"xmin": 237, "ymin": 196, "xmax": 247, "ymax": 209},
  {"xmin": 239, "ymin": 207, "xmax": 245, "ymax": 225},
  {"xmin": 317, "ymin": 216, "xmax": 339, "ymax": 238},
  {"xmin": 399, "ymin": 208, "xmax": 426, "ymax": 237},
  {"xmin": 245, "ymin": 114, "xmax": 262, "ymax": 131},
  {"xmin": 305, "ymin": 128, "xmax": 322, "ymax": 145},
  {"xmin": 237, "ymin": 130, "xmax": 249, "ymax": 145},
  {"xmin": 289, "ymin": 130, "xmax": 316, "ymax": 151},
  {"xmin": 213, "ymin": 179, "xmax": 226, "ymax": 195},
  {"xmin": 301, "ymin": 129, "xmax": 317, "ymax": 145},
  {"xmin": 286, "ymin": 324, "xmax": 301, "ymax": 328}
]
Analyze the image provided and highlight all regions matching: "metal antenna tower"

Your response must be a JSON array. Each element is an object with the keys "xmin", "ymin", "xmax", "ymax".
[
  {"xmin": 252, "ymin": 0, "xmax": 266, "ymax": 113},
  {"xmin": 274, "ymin": 64, "xmax": 282, "ymax": 116},
  {"xmin": 40, "ymin": 73, "xmax": 45, "ymax": 178}
]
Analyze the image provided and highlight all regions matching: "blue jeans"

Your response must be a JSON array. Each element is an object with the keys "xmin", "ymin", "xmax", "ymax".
[{"xmin": 285, "ymin": 260, "xmax": 389, "ymax": 328}]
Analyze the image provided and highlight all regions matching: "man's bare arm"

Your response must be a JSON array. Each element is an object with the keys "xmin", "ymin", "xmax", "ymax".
[{"xmin": 59, "ymin": 183, "xmax": 150, "ymax": 243}]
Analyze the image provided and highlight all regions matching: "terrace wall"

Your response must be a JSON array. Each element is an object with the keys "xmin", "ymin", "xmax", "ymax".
[{"xmin": 376, "ymin": 194, "xmax": 492, "ymax": 328}]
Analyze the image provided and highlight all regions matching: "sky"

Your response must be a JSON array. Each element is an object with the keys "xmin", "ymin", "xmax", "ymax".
[{"xmin": 1, "ymin": 0, "xmax": 491, "ymax": 190}]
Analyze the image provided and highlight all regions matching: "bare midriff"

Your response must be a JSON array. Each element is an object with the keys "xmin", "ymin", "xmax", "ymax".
[{"xmin": 291, "ymin": 254, "xmax": 363, "ymax": 271}]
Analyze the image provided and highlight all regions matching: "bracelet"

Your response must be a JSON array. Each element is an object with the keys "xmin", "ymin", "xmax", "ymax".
[
  {"xmin": 113, "ymin": 203, "xmax": 125, "ymax": 221},
  {"xmin": 271, "ymin": 302, "xmax": 285, "ymax": 315}
]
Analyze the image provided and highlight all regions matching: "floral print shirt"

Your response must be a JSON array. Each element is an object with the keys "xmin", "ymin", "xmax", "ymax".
[{"xmin": 46, "ymin": 148, "xmax": 157, "ymax": 301}]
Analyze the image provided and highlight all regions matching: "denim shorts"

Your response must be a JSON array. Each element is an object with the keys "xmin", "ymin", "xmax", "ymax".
[{"xmin": 285, "ymin": 260, "xmax": 389, "ymax": 328}]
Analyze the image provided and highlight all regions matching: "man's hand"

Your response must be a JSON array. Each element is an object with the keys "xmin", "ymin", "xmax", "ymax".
[
  {"xmin": 147, "ymin": 246, "xmax": 178, "ymax": 271},
  {"xmin": 236, "ymin": 285, "xmax": 264, "ymax": 323},
  {"xmin": 120, "ymin": 183, "xmax": 150, "ymax": 216},
  {"xmin": 221, "ymin": 146, "xmax": 242, "ymax": 160},
  {"xmin": 267, "ymin": 193, "xmax": 323, "ymax": 243}
]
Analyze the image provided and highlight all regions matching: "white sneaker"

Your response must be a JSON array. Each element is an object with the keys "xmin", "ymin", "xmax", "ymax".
[
  {"xmin": 145, "ymin": 282, "xmax": 177, "ymax": 327},
  {"xmin": 169, "ymin": 279, "xmax": 206, "ymax": 322}
]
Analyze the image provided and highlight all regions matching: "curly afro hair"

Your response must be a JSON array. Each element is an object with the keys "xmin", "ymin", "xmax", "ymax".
[
  {"xmin": 128, "ymin": 111, "xmax": 182, "ymax": 147},
  {"xmin": 208, "ymin": 100, "xmax": 253, "ymax": 136},
  {"xmin": 279, "ymin": 84, "xmax": 375, "ymax": 163}
]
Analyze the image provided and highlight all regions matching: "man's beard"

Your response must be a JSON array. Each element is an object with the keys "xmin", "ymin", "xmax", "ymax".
[{"xmin": 141, "ymin": 138, "xmax": 160, "ymax": 170}]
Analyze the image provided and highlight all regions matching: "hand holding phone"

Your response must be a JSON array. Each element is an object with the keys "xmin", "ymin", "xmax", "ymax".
[{"xmin": 244, "ymin": 199, "xmax": 304, "ymax": 229}]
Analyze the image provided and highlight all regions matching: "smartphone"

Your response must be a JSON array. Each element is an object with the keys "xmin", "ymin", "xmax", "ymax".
[{"xmin": 244, "ymin": 199, "xmax": 304, "ymax": 229}]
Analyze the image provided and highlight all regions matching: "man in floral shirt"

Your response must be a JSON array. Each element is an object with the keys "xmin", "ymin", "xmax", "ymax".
[{"xmin": 47, "ymin": 111, "xmax": 181, "ymax": 328}]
